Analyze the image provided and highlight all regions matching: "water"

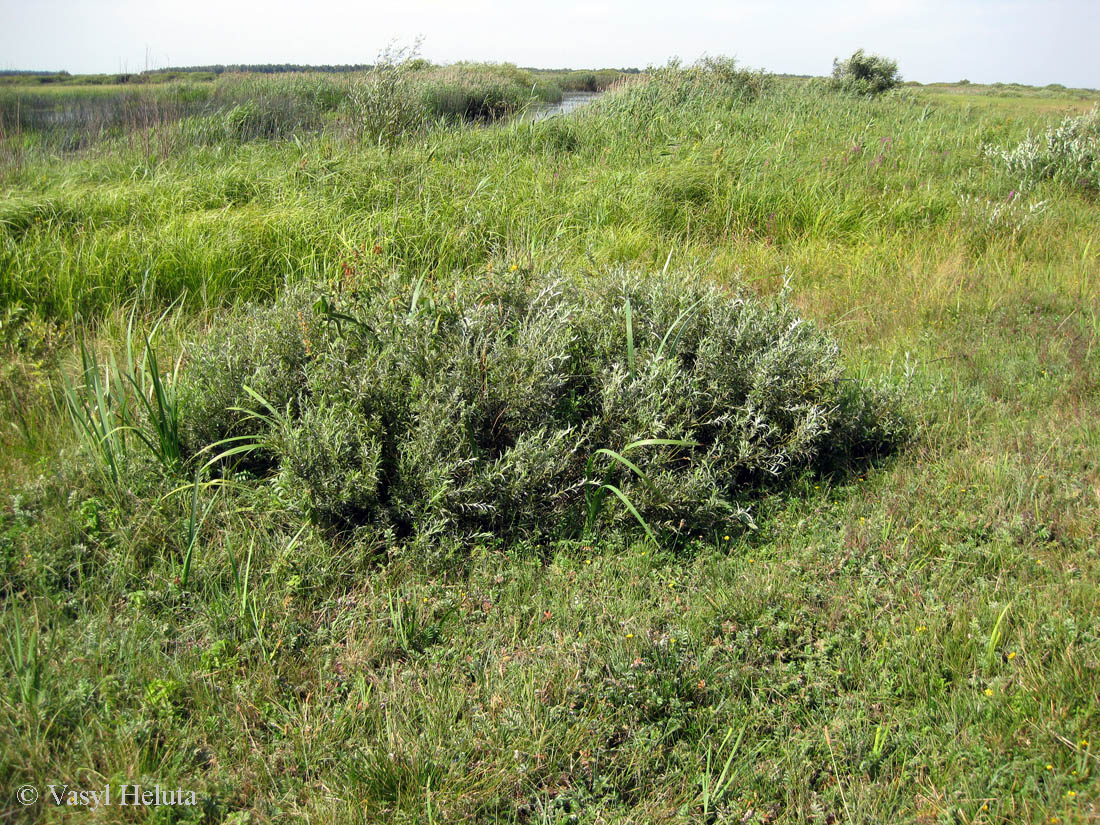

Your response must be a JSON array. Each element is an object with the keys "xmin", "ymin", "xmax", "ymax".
[{"xmin": 526, "ymin": 91, "xmax": 600, "ymax": 122}]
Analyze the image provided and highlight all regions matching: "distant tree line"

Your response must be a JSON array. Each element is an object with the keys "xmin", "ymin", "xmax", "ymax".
[
  {"xmin": 0, "ymin": 65, "xmax": 376, "ymax": 86},
  {"xmin": 150, "ymin": 64, "xmax": 373, "ymax": 75},
  {"xmin": 0, "ymin": 70, "xmax": 70, "ymax": 76},
  {"xmin": 522, "ymin": 67, "xmax": 642, "ymax": 74}
]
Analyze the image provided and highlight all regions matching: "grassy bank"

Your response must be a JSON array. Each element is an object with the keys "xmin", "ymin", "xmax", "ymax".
[
  {"xmin": 1, "ymin": 63, "xmax": 1099, "ymax": 824},
  {"xmin": 0, "ymin": 61, "xmax": 580, "ymax": 156}
]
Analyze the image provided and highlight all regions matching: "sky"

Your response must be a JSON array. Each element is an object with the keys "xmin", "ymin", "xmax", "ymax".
[{"xmin": 1, "ymin": 0, "xmax": 1097, "ymax": 88}]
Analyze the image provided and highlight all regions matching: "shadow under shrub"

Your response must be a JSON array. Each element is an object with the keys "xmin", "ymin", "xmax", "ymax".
[{"xmin": 178, "ymin": 270, "xmax": 910, "ymax": 545}]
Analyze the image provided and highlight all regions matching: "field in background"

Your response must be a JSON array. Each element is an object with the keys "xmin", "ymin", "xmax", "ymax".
[
  {"xmin": 1, "ymin": 62, "xmax": 1099, "ymax": 824},
  {"xmin": 0, "ymin": 63, "xmax": 627, "ymax": 155}
]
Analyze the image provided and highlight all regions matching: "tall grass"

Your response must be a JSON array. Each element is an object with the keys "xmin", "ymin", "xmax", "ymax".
[
  {"xmin": 0, "ymin": 63, "xmax": 554, "ymax": 159},
  {"xmin": 60, "ymin": 339, "xmax": 132, "ymax": 490},
  {"xmin": 3, "ymin": 62, "xmax": 1100, "ymax": 825},
  {"xmin": 0, "ymin": 83, "xmax": 214, "ymax": 151},
  {"xmin": 6, "ymin": 61, "xmax": 1076, "ymax": 324},
  {"xmin": 59, "ymin": 314, "xmax": 185, "ymax": 493}
]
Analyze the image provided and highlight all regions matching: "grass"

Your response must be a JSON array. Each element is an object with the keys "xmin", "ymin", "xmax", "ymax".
[
  {"xmin": 0, "ymin": 62, "xmax": 571, "ymax": 158},
  {"xmin": 1, "ymin": 63, "xmax": 1099, "ymax": 824}
]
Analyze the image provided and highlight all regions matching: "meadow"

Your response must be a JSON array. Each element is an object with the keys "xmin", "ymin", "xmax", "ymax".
[{"xmin": 1, "ymin": 58, "xmax": 1099, "ymax": 824}]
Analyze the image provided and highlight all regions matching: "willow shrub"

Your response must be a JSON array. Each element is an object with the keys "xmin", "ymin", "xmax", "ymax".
[
  {"xmin": 986, "ymin": 106, "xmax": 1100, "ymax": 193},
  {"xmin": 179, "ymin": 269, "xmax": 909, "ymax": 545},
  {"xmin": 830, "ymin": 49, "xmax": 901, "ymax": 97}
]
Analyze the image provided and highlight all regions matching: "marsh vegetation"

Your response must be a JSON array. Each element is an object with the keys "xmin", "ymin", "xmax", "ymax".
[{"xmin": 1, "ymin": 56, "xmax": 1099, "ymax": 824}]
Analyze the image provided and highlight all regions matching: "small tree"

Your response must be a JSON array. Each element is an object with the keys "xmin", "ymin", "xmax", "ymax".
[{"xmin": 831, "ymin": 49, "xmax": 901, "ymax": 96}]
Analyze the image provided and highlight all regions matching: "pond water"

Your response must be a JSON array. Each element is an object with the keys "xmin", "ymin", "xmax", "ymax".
[{"xmin": 526, "ymin": 91, "xmax": 601, "ymax": 122}]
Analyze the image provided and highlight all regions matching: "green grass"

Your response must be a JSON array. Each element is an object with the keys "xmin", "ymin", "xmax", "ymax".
[{"xmin": 1, "ymin": 62, "xmax": 1099, "ymax": 824}]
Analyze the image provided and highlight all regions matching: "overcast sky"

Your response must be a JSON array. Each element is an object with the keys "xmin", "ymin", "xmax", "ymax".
[{"xmin": 1, "ymin": 0, "xmax": 1096, "ymax": 88}]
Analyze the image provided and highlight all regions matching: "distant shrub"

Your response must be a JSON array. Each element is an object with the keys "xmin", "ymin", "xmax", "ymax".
[
  {"xmin": 985, "ymin": 106, "xmax": 1100, "ymax": 192},
  {"xmin": 344, "ymin": 45, "xmax": 426, "ymax": 147},
  {"xmin": 345, "ymin": 52, "xmax": 545, "ymax": 145},
  {"xmin": 552, "ymin": 69, "xmax": 624, "ymax": 93},
  {"xmin": 419, "ymin": 66, "xmax": 531, "ymax": 122},
  {"xmin": 596, "ymin": 57, "xmax": 770, "ymax": 129},
  {"xmin": 222, "ymin": 99, "xmax": 309, "ymax": 139},
  {"xmin": 288, "ymin": 74, "xmax": 345, "ymax": 112},
  {"xmin": 180, "ymin": 94, "xmax": 323, "ymax": 143},
  {"xmin": 178, "ymin": 270, "xmax": 909, "ymax": 546},
  {"xmin": 673, "ymin": 56, "xmax": 770, "ymax": 102},
  {"xmin": 168, "ymin": 83, "xmax": 213, "ymax": 106},
  {"xmin": 530, "ymin": 80, "xmax": 564, "ymax": 104},
  {"xmin": 575, "ymin": 73, "xmax": 599, "ymax": 92},
  {"xmin": 830, "ymin": 49, "xmax": 901, "ymax": 96}
]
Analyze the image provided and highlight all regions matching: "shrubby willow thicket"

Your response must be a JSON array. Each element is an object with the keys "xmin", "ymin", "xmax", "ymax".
[
  {"xmin": 1, "ymin": 54, "xmax": 1099, "ymax": 825},
  {"xmin": 830, "ymin": 49, "xmax": 902, "ymax": 96},
  {"xmin": 180, "ymin": 270, "xmax": 906, "ymax": 544},
  {"xmin": 986, "ymin": 105, "xmax": 1100, "ymax": 192}
]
